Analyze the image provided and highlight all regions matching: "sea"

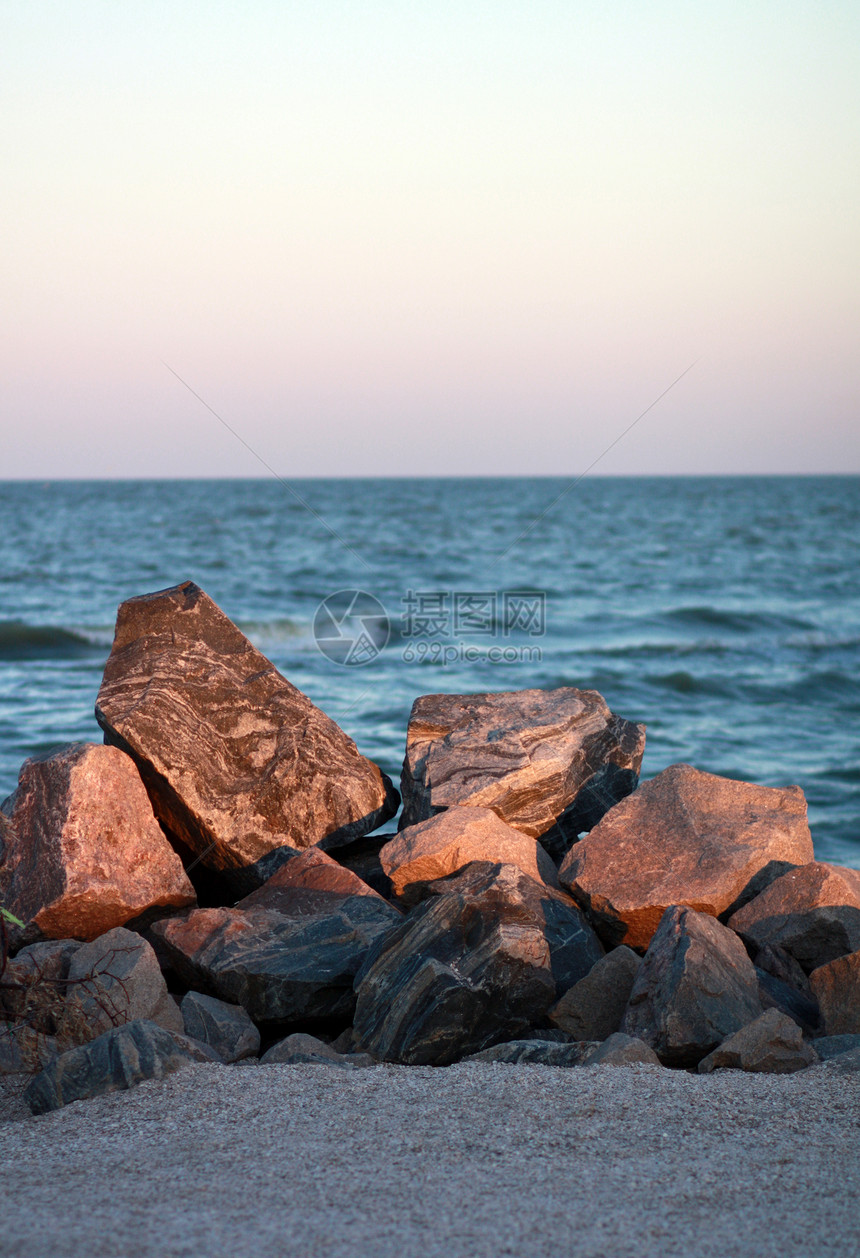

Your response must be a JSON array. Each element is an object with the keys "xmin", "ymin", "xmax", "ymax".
[{"xmin": 0, "ymin": 476, "xmax": 858, "ymax": 867}]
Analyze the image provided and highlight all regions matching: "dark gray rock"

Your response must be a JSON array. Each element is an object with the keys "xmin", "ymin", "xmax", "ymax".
[
  {"xmin": 727, "ymin": 862, "xmax": 860, "ymax": 974},
  {"xmin": 809, "ymin": 949, "xmax": 860, "ymax": 1036},
  {"xmin": 549, "ymin": 946, "xmax": 641, "ymax": 1041},
  {"xmin": 152, "ymin": 849, "xmax": 401, "ymax": 1026},
  {"xmin": 585, "ymin": 1033, "xmax": 663, "ymax": 1068},
  {"xmin": 819, "ymin": 1047, "xmax": 860, "ymax": 1073},
  {"xmin": 180, "ymin": 991, "xmax": 260, "ymax": 1062},
  {"xmin": 755, "ymin": 967, "xmax": 820, "ymax": 1037},
  {"xmin": 0, "ymin": 1025, "xmax": 58, "ymax": 1075},
  {"xmin": 465, "ymin": 1039, "xmax": 599, "ymax": 1066},
  {"xmin": 399, "ymin": 688, "xmax": 645, "ymax": 859},
  {"xmin": 330, "ymin": 833, "xmax": 396, "ymax": 899},
  {"xmin": 23, "ymin": 1019, "xmax": 215, "ymax": 1114},
  {"xmin": 621, "ymin": 905, "xmax": 762, "ymax": 1067},
  {"xmin": 57, "ymin": 927, "xmax": 183, "ymax": 1049},
  {"xmin": 754, "ymin": 943, "xmax": 812, "ymax": 993},
  {"xmin": 95, "ymin": 582, "xmax": 398, "ymax": 894},
  {"xmin": 0, "ymin": 939, "xmax": 82, "ymax": 1034},
  {"xmin": 698, "ymin": 1008, "xmax": 818, "ymax": 1074},
  {"xmin": 260, "ymin": 1032, "xmax": 375, "ymax": 1068},
  {"xmin": 813, "ymin": 1034, "xmax": 860, "ymax": 1061},
  {"xmin": 352, "ymin": 862, "xmax": 604, "ymax": 1065}
]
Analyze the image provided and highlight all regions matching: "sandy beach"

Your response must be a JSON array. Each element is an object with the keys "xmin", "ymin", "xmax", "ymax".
[{"xmin": 1, "ymin": 1059, "xmax": 858, "ymax": 1258}]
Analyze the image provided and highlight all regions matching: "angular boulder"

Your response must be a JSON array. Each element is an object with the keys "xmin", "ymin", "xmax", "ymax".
[
  {"xmin": 352, "ymin": 862, "xmax": 604, "ymax": 1065},
  {"xmin": 698, "ymin": 1008, "xmax": 818, "ymax": 1074},
  {"xmin": 465, "ymin": 1039, "xmax": 598, "ymax": 1066},
  {"xmin": 549, "ymin": 945, "xmax": 641, "ymax": 1041},
  {"xmin": 755, "ymin": 967, "xmax": 820, "ymax": 1037},
  {"xmin": 95, "ymin": 582, "xmax": 398, "ymax": 893},
  {"xmin": 559, "ymin": 764, "xmax": 812, "ymax": 950},
  {"xmin": 621, "ymin": 905, "xmax": 762, "ymax": 1066},
  {"xmin": 0, "ymin": 1025, "xmax": 58, "ymax": 1075},
  {"xmin": 152, "ymin": 849, "xmax": 401, "ymax": 1025},
  {"xmin": 23, "ymin": 1019, "xmax": 215, "ymax": 1114},
  {"xmin": 813, "ymin": 1034, "xmax": 860, "ymax": 1061},
  {"xmin": 585, "ymin": 1033, "xmax": 662, "ymax": 1068},
  {"xmin": 0, "ymin": 743, "xmax": 195, "ymax": 941},
  {"xmin": 180, "ymin": 991, "xmax": 260, "ymax": 1063},
  {"xmin": 727, "ymin": 863, "xmax": 860, "ymax": 974},
  {"xmin": 809, "ymin": 950, "xmax": 860, "ymax": 1036},
  {"xmin": 399, "ymin": 688, "xmax": 645, "ymax": 858},
  {"xmin": 330, "ymin": 833, "xmax": 395, "ymax": 899},
  {"xmin": 380, "ymin": 806, "xmax": 558, "ymax": 905},
  {"xmin": 57, "ymin": 926, "xmax": 183, "ymax": 1048},
  {"xmin": 0, "ymin": 939, "xmax": 82, "ymax": 1034}
]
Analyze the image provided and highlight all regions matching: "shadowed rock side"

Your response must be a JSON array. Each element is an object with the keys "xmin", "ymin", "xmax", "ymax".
[
  {"xmin": 559, "ymin": 764, "xmax": 812, "ymax": 950},
  {"xmin": 622, "ymin": 905, "xmax": 762, "ymax": 1066},
  {"xmin": 95, "ymin": 582, "xmax": 398, "ymax": 893},
  {"xmin": 0, "ymin": 743, "xmax": 195, "ymax": 942},
  {"xmin": 398, "ymin": 688, "xmax": 645, "ymax": 858},
  {"xmin": 549, "ymin": 945, "xmax": 642, "ymax": 1041},
  {"xmin": 727, "ymin": 862, "xmax": 860, "ymax": 973},
  {"xmin": 809, "ymin": 950, "xmax": 860, "ymax": 1036},
  {"xmin": 380, "ymin": 806, "xmax": 559, "ymax": 904},
  {"xmin": 352, "ymin": 862, "xmax": 604, "ymax": 1065},
  {"xmin": 151, "ymin": 849, "xmax": 402, "ymax": 1025}
]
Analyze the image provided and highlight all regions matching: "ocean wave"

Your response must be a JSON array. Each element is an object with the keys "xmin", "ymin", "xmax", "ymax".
[
  {"xmin": 664, "ymin": 606, "xmax": 817, "ymax": 633},
  {"xmin": 0, "ymin": 621, "xmax": 113, "ymax": 660},
  {"xmin": 237, "ymin": 618, "xmax": 306, "ymax": 648}
]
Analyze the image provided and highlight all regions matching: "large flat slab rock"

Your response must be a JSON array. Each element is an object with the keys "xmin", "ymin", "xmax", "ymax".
[
  {"xmin": 23, "ymin": 1019, "xmax": 215, "ymax": 1114},
  {"xmin": 380, "ymin": 806, "xmax": 558, "ymax": 905},
  {"xmin": 95, "ymin": 582, "xmax": 398, "ymax": 893},
  {"xmin": 465, "ymin": 1039, "xmax": 599, "ymax": 1066},
  {"xmin": 399, "ymin": 688, "xmax": 645, "ymax": 858},
  {"xmin": 621, "ymin": 905, "xmax": 762, "ymax": 1066},
  {"xmin": 698, "ymin": 1008, "xmax": 818, "ymax": 1075},
  {"xmin": 352, "ymin": 861, "xmax": 604, "ymax": 1065},
  {"xmin": 809, "ymin": 950, "xmax": 860, "ymax": 1036},
  {"xmin": 0, "ymin": 743, "xmax": 195, "ymax": 941},
  {"xmin": 726, "ymin": 862, "xmax": 860, "ymax": 974},
  {"xmin": 151, "ymin": 849, "xmax": 401, "ymax": 1025},
  {"xmin": 559, "ymin": 764, "xmax": 812, "ymax": 950}
]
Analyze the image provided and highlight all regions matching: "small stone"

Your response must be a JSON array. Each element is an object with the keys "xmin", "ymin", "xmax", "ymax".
[
  {"xmin": 180, "ymin": 991, "xmax": 260, "ymax": 1062},
  {"xmin": 260, "ymin": 1032, "xmax": 374, "ymax": 1068},
  {"xmin": 549, "ymin": 946, "xmax": 642, "ymax": 1041},
  {"xmin": 465, "ymin": 1039, "xmax": 599, "ymax": 1066},
  {"xmin": 585, "ymin": 1033, "xmax": 662, "ymax": 1068},
  {"xmin": 698, "ymin": 1008, "xmax": 818, "ymax": 1074}
]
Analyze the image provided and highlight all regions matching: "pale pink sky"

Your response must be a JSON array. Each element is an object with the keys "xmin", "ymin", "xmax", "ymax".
[{"xmin": 2, "ymin": 2, "xmax": 858, "ymax": 477}]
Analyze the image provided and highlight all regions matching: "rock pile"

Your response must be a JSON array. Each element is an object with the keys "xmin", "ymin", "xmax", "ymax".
[{"xmin": 2, "ymin": 582, "xmax": 858, "ymax": 1113}]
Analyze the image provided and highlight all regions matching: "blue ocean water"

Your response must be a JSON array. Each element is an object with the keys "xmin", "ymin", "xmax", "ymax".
[{"xmin": 0, "ymin": 476, "xmax": 858, "ymax": 866}]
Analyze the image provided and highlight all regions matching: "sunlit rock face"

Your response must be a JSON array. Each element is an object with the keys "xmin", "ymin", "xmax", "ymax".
[
  {"xmin": 352, "ymin": 861, "xmax": 604, "ymax": 1065},
  {"xmin": 399, "ymin": 687, "xmax": 645, "ymax": 859},
  {"xmin": 151, "ymin": 848, "xmax": 402, "ymax": 1026},
  {"xmin": 559, "ymin": 763, "xmax": 813, "ymax": 951},
  {"xmin": 621, "ymin": 905, "xmax": 762, "ymax": 1067},
  {"xmin": 0, "ymin": 742, "xmax": 195, "ymax": 942},
  {"xmin": 727, "ymin": 862, "xmax": 860, "ymax": 974},
  {"xmin": 95, "ymin": 582, "xmax": 399, "ymax": 894},
  {"xmin": 379, "ymin": 805, "xmax": 559, "ymax": 905}
]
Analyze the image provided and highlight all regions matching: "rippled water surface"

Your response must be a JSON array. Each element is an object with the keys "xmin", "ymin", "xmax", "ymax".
[{"xmin": 1, "ymin": 476, "xmax": 858, "ymax": 865}]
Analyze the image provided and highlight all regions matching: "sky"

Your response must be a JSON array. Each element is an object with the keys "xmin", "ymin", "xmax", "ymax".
[{"xmin": 2, "ymin": 1, "xmax": 858, "ymax": 478}]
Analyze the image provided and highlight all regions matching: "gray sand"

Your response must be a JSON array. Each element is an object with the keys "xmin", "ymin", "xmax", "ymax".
[{"xmin": 1, "ymin": 1060, "xmax": 858, "ymax": 1258}]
